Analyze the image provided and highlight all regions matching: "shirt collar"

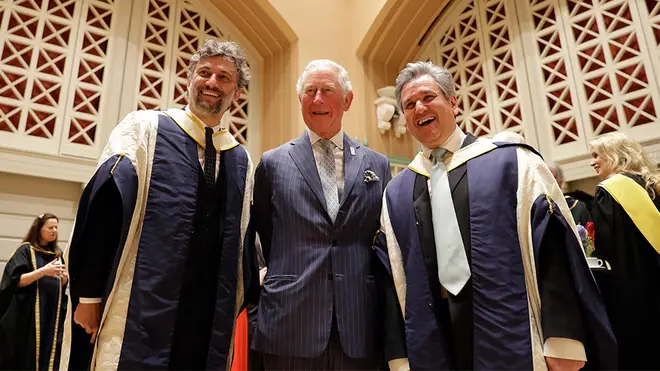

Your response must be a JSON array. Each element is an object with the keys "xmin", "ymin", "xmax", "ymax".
[
  {"xmin": 308, "ymin": 128, "xmax": 344, "ymax": 150},
  {"xmin": 185, "ymin": 105, "xmax": 223, "ymax": 133},
  {"xmin": 421, "ymin": 125, "xmax": 466, "ymax": 159}
]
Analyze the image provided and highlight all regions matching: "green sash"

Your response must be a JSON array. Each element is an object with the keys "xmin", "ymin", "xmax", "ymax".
[{"xmin": 599, "ymin": 174, "xmax": 660, "ymax": 254}]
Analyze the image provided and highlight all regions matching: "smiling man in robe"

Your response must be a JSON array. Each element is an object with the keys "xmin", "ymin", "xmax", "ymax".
[{"xmin": 375, "ymin": 61, "xmax": 617, "ymax": 370}]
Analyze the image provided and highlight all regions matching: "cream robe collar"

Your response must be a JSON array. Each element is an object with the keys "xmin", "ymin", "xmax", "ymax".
[
  {"xmin": 162, "ymin": 108, "xmax": 239, "ymax": 151},
  {"xmin": 407, "ymin": 137, "xmax": 498, "ymax": 177}
]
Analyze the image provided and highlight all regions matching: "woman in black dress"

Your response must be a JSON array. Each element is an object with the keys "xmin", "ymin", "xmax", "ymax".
[
  {"xmin": 589, "ymin": 132, "xmax": 660, "ymax": 370},
  {"xmin": 0, "ymin": 213, "xmax": 68, "ymax": 370}
]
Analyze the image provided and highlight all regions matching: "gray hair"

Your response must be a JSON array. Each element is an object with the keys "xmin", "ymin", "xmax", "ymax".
[
  {"xmin": 296, "ymin": 59, "xmax": 352, "ymax": 95},
  {"xmin": 395, "ymin": 61, "xmax": 456, "ymax": 110},
  {"xmin": 547, "ymin": 161, "xmax": 565, "ymax": 183},
  {"xmin": 187, "ymin": 39, "xmax": 251, "ymax": 89}
]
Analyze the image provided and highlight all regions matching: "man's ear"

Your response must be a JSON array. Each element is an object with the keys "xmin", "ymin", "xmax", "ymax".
[
  {"xmin": 343, "ymin": 91, "xmax": 354, "ymax": 111},
  {"xmin": 450, "ymin": 96, "xmax": 459, "ymax": 116},
  {"xmin": 233, "ymin": 87, "xmax": 242, "ymax": 100}
]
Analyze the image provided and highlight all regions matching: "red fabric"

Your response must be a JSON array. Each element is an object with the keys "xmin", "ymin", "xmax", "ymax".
[{"xmin": 232, "ymin": 309, "xmax": 248, "ymax": 371}]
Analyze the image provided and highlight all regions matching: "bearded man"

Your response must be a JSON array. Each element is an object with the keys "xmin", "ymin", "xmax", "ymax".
[{"xmin": 60, "ymin": 39, "xmax": 256, "ymax": 370}]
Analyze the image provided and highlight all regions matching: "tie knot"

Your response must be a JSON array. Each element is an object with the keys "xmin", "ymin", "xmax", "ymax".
[
  {"xmin": 432, "ymin": 148, "xmax": 449, "ymax": 164},
  {"xmin": 318, "ymin": 139, "xmax": 335, "ymax": 152}
]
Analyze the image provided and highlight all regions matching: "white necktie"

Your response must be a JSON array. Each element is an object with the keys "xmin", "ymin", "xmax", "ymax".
[
  {"xmin": 317, "ymin": 139, "xmax": 339, "ymax": 221},
  {"xmin": 430, "ymin": 148, "xmax": 471, "ymax": 296}
]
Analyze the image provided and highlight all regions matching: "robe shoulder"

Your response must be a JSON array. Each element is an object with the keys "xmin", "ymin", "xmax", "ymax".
[{"xmin": 98, "ymin": 110, "xmax": 161, "ymax": 168}]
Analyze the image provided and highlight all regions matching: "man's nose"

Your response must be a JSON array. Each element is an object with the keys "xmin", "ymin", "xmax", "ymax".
[
  {"xmin": 414, "ymin": 100, "xmax": 426, "ymax": 114},
  {"xmin": 205, "ymin": 75, "xmax": 219, "ymax": 88},
  {"xmin": 313, "ymin": 89, "xmax": 323, "ymax": 104}
]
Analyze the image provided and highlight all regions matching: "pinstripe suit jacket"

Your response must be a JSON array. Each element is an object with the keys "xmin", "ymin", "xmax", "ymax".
[{"xmin": 250, "ymin": 130, "xmax": 391, "ymax": 359}]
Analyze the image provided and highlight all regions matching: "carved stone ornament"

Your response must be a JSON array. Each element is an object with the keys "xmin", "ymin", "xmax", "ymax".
[{"xmin": 375, "ymin": 86, "xmax": 407, "ymax": 138}]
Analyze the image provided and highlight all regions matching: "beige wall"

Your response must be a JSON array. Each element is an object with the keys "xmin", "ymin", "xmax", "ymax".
[{"xmin": 269, "ymin": 0, "xmax": 388, "ymax": 151}]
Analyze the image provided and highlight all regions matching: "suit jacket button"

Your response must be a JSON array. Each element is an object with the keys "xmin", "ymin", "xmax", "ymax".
[{"xmin": 328, "ymin": 273, "xmax": 334, "ymax": 280}]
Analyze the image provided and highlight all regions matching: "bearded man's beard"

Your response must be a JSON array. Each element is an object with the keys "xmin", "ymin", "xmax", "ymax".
[{"xmin": 190, "ymin": 88, "xmax": 229, "ymax": 116}]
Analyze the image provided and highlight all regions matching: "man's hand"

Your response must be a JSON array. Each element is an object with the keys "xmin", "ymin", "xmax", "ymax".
[
  {"xmin": 74, "ymin": 302, "xmax": 101, "ymax": 344},
  {"xmin": 545, "ymin": 356, "xmax": 585, "ymax": 371}
]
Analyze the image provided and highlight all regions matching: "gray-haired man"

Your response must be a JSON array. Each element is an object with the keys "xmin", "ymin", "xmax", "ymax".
[
  {"xmin": 249, "ymin": 59, "xmax": 391, "ymax": 370},
  {"xmin": 375, "ymin": 61, "xmax": 616, "ymax": 370},
  {"xmin": 61, "ymin": 39, "xmax": 255, "ymax": 370}
]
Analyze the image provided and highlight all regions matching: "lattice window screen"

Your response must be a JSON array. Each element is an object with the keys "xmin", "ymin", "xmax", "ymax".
[
  {"xmin": 420, "ymin": 0, "xmax": 660, "ymax": 161},
  {"xmin": 60, "ymin": 0, "xmax": 119, "ymax": 158},
  {"xmin": 133, "ymin": 0, "xmax": 250, "ymax": 145},
  {"xmin": 0, "ymin": 0, "xmax": 123, "ymax": 158},
  {"xmin": 423, "ymin": 0, "xmax": 537, "ymax": 147},
  {"xmin": 561, "ymin": 0, "xmax": 660, "ymax": 141},
  {"xmin": 0, "ymin": 0, "xmax": 79, "ymax": 155},
  {"xmin": 518, "ymin": 0, "xmax": 585, "ymax": 153}
]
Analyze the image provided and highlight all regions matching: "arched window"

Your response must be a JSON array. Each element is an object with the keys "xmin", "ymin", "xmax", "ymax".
[{"xmin": 418, "ymin": 0, "xmax": 660, "ymax": 173}]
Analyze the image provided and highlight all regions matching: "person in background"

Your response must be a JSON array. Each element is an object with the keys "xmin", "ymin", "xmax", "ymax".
[
  {"xmin": 548, "ymin": 162, "xmax": 592, "ymax": 227},
  {"xmin": 589, "ymin": 132, "xmax": 660, "ymax": 370},
  {"xmin": 0, "ymin": 213, "xmax": 68, "ymax": 370},
  {"xmin": 375, "ymin": 61, "xmax": 616, "ymax": 370}
]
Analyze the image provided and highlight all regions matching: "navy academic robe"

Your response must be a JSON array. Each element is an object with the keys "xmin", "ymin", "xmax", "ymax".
[
  {"xmin": 375, "ymin": 139, "xmax": 617, "ymax": 370},
  {"xmin": 59, "ymin": 109, "xmax": 254, "ymax": 370}
]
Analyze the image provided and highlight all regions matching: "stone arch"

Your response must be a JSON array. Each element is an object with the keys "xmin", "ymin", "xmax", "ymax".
[{"xmin": 357, "ymin": 0, "xmax": 451, "ymax": 159}]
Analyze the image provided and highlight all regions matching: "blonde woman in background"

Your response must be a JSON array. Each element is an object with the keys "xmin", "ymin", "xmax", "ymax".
[
  {"xmin": 0, "ymin": 213, "xmax": 68, "ymax": 370},
  {"xmin": 589, "ymin": 132, "xmax": 660, "ymax": 370}
]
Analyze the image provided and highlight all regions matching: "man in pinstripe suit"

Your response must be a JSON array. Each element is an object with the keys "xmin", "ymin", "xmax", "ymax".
[{"xmin": 249, "ymin": 60, "xmax": 392, "ymax": 370}]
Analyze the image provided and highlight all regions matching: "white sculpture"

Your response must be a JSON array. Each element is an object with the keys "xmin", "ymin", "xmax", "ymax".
[{"xmin": 375, "ymin": 86, "xmax": 406, "ymax": 138}]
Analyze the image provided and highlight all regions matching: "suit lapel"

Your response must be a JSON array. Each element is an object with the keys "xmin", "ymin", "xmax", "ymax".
[
  {"xmin": 289, "ymin": 131, "xmax": 329, "ymax": 213},
  {"xmin": 340, "ymin": 135, "xmax": 364, "ymax": 206}
]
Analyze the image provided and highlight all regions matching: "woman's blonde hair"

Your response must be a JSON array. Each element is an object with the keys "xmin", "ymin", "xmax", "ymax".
[{"xmin": 589, "ymin": 132, "xmax": 660, "ymax": 198}]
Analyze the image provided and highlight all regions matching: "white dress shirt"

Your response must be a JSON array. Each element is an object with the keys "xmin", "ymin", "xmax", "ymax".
[
  {"xmin": 187, "ymin": 106, "xmax": 222, "ymax": 180},
  {"xmin": 309, "ymin": 129, "xmax": 345, "ymax": 197},
  {"xmin": 422, "ymin": 125, "xmax": 466, "ymax": 196}
]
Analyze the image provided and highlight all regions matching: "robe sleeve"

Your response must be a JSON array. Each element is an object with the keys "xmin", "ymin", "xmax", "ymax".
[
  {"xmin": 67, "ymin": 112, "xmax": 147, "ymax": 300},
  {"xmin": 374, "ymin": 224, "xmax": 407, "ymax": 364},
  {"xmin": 67, "ymin": 155, "xmax": 137, "ymax": 300},
  {"xmin": 518, "ymin": 147, "xmax": 616, "ymax": 367},
  {"xmin": 530, "ymin": 193, "xmax": 617, "ymax": 367},
  {"xmin": 0, "ymin": 245, "xmax": 32, "ymax": 316},
  {"xmin": 0, "ymin": 245, "xmax": 33, "ymax": 366},
  {"xmin": 532, "ymin": 196, "xmax": 586, "ymax": 358}
]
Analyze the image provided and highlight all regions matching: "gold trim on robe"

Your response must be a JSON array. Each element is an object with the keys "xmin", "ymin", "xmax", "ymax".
[
  {"xmin": 162, "ymin": 108, "xmax": 239, "ymax": 152},
  {"xmin": 30, "ymin": 247, "xmax": 41, "ymax": 371},
  {"xmin": 407, "ymin": 139, "xmax": 498, "ymax": 178}
]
